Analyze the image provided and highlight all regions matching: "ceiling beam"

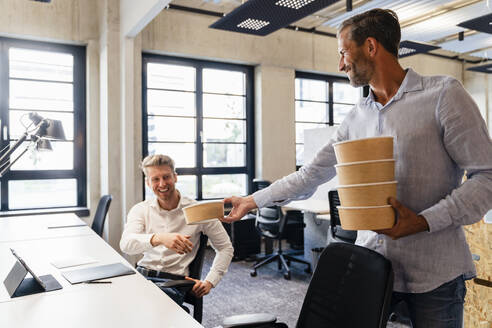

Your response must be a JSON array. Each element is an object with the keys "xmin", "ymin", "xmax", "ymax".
[{"xmin": 120, "ymin": 0, "xmax": 171, "ymax": 38}]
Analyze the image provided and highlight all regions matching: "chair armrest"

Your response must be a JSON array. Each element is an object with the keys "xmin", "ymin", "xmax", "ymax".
[
  {"xmin": 155, "ymin": 279, "xmax": 195, "ymax": 289},
  {"xmin": 222, "ymin": 313, "xmax": 277, "ymax": 328}
]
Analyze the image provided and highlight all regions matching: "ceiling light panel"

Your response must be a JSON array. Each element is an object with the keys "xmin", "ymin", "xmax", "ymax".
[
  {"xmin": 458, "ymin": 12, "xmax": 492, "ymax": 34},
  {"xmin": 323, "ymin": 0, "xmax": 451, "ymax": 28},
  {"xmin": 438, "ymin": 33, "xmax": 492, "ymax": 54},
  {"xmin": 275, "ymin": 0, "xmax": 316, "ymax": 10},
  {"xmin": 401, "ymin": 1, "xmax": 490, "ymax": 42},
  {"xmin": 467, "ymin": 63, "xmax": 492, "ymax": 73},
  {"xmin": 398, "ymin": 40, "xmax": 440, "ymax": 58},
  {"xmin": 210, "ymin": 0, "xmax": 339, "ymax": 36}
]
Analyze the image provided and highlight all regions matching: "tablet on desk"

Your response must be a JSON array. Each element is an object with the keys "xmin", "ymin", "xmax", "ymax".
[{"xmin": 4, "ymin": 248, "xmax": 62, "ymax": 298}]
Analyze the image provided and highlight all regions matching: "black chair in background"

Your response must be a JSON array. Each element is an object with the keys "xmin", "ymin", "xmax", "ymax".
[
  {"xmin": 91, "ymin": 194, "xmax": 112, "ymax": 237},
  {"xmin": 223, "ymin": 242, "xmax": 394, "ymax": 328},
  {"xmin": 327, "ymin": 189, "xmax": 357, "ymax": 244},
  {"xmin": 147, "ymin": 234, "xmax": 209, "ymax": 323},
  {"xmin": 251, "ymin": 205, "xmax": 311, "ymax": 280}
]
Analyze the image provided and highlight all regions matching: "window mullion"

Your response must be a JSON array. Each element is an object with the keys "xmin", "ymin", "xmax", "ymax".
[
  {"xmin": 196, "ymin": 65, "xmax": 203, "ymax": 200},
  {"xmin": 0, "ymin": 41, "xmax": 8, "ymax": 211}
]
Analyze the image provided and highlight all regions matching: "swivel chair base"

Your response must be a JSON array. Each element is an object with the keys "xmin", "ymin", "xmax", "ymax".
[{"xmin": 250, "ymin": 250, "xmax": 311, "ymax": 280}]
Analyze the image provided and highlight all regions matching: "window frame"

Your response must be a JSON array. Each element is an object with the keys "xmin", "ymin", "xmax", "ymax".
[
  {"xmin": 0, "ymin": 37, "xmax": 87, "ymax": 213},
  {"xmin": 295, "ymin": 71, "xmax": 357, "ymax": 169},
  {"xmin": 142, "ymin": 54, "xmax": 255, "ymax": 200}
]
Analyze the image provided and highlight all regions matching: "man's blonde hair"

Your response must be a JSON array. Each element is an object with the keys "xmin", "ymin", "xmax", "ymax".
[{"xmin": 140, "ymin": 154, "xmax": 175, "ymax": 176}]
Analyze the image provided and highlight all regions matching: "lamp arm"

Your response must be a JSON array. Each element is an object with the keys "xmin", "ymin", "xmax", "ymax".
[
  {"xmin": 0, "ymin": 132, "xmax": 29, "ymax": 165},
  {"xmin": 0, "ymin": 146, "xmax": 29, "ymax": 177}
]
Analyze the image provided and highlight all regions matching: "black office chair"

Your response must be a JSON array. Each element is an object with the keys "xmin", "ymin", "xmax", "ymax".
[
  {"xmin": 148, "ymin": 234, "xmax": 209, "ymax": 323},
  {"xmin": 250, "ymin": 205, "xmax": 311, "ymax": 280},
  {"xmin": 91, "ymin": 194, "xmax": 112, "ymax": 237},
  {"xmin": 327, "ymin": 190, "xmax": 357, "ymax": 244},
  {"xmin": 222, "ymin": 242, "xmax": 394, "ymax": 328}
]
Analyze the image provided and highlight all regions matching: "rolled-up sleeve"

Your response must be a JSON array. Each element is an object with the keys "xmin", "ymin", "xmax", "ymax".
[
  {"xmin": 120, "ymin": 204, "xmax": 155, "ymax": 255},
  {"xmin": 201, "ymin": 220, "xmax": 233, "ymax": 287},
  {"xmin": 420, "ymin": 79, "xmax": 492, "ymax": 232}
]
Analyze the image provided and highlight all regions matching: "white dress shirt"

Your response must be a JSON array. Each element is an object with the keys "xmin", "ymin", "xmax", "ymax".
[{"xmin": 120, "ymin": 195, "xmax": 234, "ymax": 287}]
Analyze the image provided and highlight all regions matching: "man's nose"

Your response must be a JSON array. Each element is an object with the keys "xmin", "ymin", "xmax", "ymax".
[{"xmin": 338, "ymin": 57, "xmax": 345, "ymax": 72}]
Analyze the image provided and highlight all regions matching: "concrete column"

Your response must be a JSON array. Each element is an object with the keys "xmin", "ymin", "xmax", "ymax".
[
  {"xmin": 255, "ymin": 65, "xmax": 297, "ymax": 182},
  {"xmin": 99, "ymin": 0, "xmax": 123, "ymax": 249}
]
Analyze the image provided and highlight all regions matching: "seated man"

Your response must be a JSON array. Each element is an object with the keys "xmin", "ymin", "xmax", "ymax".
[{"xmin": 120, "ymin": 154, "xmax": 233, "ymax": 305}]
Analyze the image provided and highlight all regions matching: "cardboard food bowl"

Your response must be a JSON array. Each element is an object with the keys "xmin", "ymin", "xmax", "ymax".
[
  {"xmin": 183, "ymin": 201, "xmax": 224, "ymax": 225},
  {"xmin": 333, "ymin": 137, "xmax": 394, "ymax": 164},
  {"xmin": 335, "ymin": 159, "xmax": 395, "ymax": 185},
  {"xmin": 337, "ymin": 205, "xmax": 395, "ymax": 230},
  {"xmin": 337, "ymin": 181, "xmax": 397, "ymax": 207}
]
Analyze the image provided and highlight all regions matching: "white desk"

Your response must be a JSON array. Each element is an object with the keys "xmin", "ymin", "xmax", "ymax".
[
  {"xmin": 284, "ymin": 199, "xmax": 331, "ymax": 215},
  {"xmin": 0, "ymin": 214, "xmax": 202, "ymax": 328},
  {"xmin": 0, "ymin": 213, "xmax": 93, "ymax": 243}
]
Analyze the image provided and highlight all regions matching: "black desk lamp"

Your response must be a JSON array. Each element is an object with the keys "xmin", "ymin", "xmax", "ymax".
[{"xmin": 0, "ymin": 112, "xmax": 66, "ymax": 177}]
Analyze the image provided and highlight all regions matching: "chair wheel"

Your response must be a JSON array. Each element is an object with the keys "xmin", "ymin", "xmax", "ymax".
[
  {"xmin": 250, "ymin": 270, "xmax": 257, "ymax": 277},
  {"xmin": 284, "ymin": 272, "xmax": 291, "ymax": 280}
]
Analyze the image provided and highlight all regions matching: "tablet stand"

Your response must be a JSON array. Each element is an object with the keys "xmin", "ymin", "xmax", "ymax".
[{"xmin": 3, "ymin": 260, "xmax": 62, "ymax": 298}]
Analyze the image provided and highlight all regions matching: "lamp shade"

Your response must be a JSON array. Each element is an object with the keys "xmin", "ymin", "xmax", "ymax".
[
  {"xmin": 36, "ymin": 139, "xmax": 53, "ymax": 151},
  {"xmin": 36, "ymin": 119, "xmax": 66, "ymax": 140}
]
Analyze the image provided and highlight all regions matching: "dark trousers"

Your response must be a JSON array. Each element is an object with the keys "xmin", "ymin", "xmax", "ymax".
[{"xmin": 390, "ymin": 275, "xmax": 466, "ymax": 328}]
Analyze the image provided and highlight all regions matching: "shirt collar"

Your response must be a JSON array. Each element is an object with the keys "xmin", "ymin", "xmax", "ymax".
[
  {"xmin": 150, "ymin": 191, "xmax": 193, "ymax": 211},
  {"xmin": 361, "ymin": 68, "xmax": 423, "ymax": 106}
]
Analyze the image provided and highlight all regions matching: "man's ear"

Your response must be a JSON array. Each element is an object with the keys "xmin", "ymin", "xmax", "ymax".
[
  {"xmin": 145, "ymin": 177, "xmax": 150, "ymax": 187},
  {"xmin": 174, "ymin": 172, "xmax": 178, "ymax": 183},
  {"xmin": 366, "ymin": 37, "xmax": 378, "ymax": 57}
]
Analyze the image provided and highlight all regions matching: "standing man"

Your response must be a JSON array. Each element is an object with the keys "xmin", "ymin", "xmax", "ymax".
[
  {"xmin": 121, "ymin": 154, "xmax": 233, "ymax": 305},
  {"xmin": 223, "ymin": 9, "xmax": 492, "ymax": 327}
]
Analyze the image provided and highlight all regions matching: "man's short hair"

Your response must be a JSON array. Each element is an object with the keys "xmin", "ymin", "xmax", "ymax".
[
  {"xmin": 141, "ymin": 154, "xmax": 175, "ymax": 176},
  {"xmin": 338, "ymin": 8, "xmax": 401, "ymax": 58}
]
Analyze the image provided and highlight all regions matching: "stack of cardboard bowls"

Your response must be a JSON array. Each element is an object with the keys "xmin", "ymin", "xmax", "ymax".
[{"xmin": 333, "ymin": 137, "xmax": 396, "ymax": 230}]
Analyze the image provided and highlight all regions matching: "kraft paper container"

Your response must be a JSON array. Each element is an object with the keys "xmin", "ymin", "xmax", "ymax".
[
  {"xmin": 333, "ymin": 137, "xmax": 393, "ymax": 163},
  {"xmin": 335, "ymin": 159, "xmax": 395, "ymax": 185},
  {"xmin": 337, "ymin": 181, "xmax": 397, "ymax": 207},
  {"xmin": 183, "ymin": 201, "xmax": 224, "ymax": 225},
  {"xmin": 337, "ymin": 205, "xmax": 395, "ymax": 230}
]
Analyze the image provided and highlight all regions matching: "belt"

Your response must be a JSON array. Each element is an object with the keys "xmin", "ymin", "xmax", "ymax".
[{"xmin": 136, "ymin": 266, "xmax": 185, "ymax": 280}]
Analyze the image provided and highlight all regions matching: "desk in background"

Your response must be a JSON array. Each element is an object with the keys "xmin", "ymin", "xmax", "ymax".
[
  {"xmin": 284, "ymin": 199, "xmax": 331, "ymax": 266},
  {"xmin": 0, "ymin": 213, "xmax": 202, "ymax": 328}
]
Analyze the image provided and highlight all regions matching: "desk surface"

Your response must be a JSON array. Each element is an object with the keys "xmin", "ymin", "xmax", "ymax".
[
  {"xmin": 0, "ymin": 214, "xmax": 202, "ymax": 327},
  {"xmin": 284, "ymin": 199, "xmax": 331, "ymax": 214},
  {"xmin": 0, "ymin": 213, "xmax": 93, "ymax": 243}
]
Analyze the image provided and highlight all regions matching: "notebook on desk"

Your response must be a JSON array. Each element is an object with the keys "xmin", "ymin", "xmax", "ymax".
[{"xmin": 61, "ymin": 263, "xmax": 135, "ymax": 284}]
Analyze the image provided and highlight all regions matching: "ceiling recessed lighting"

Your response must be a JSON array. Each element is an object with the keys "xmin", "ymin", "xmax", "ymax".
[
  {"xmin": 399, "ymin": 47, "xmax": 417, "ymax": 56},
  {"xmin": 275, "ymin": 0, "xmax": 316, "ymax": 10},
  {"xmin": 237, "ymin": 18, "xmax": 270, "ymax": 31}
]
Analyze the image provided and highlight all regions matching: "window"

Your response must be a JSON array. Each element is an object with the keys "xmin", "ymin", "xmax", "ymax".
[
  {"xmin": 0, "ymin": 38, "xmax": 86, "ymax": 212},
  {"xmin": 295, "ymin": 72, "xmax": 360, "ymax": 167},
  {"xmin": 142, "ymin": 55, "xmax": 254, "ymax": 200}
]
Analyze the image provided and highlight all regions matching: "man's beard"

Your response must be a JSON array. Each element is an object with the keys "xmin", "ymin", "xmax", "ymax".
[{"xmin": 347, "ymin": 57, "xmax": 373, "ymax": 88}]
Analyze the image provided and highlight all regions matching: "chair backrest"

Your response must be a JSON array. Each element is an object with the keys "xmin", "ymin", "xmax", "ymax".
[
  {"xmin": 255, "ymin": 206, "xmax": 284, "ymax": 240},
  {"xmin": 328, "ymin": 190, "xmax": 357, "ymax": 243},
  {"xmin": 91, "ymin": 195, "xmax": 112, "ymax": 237},
  {"xmin": 252, "ymin": 179, "xmax": 271, "ymax": 192},
  {"xmin": 296, "ymin": 243, "xmax": 394, "ymax": 328},
  {"xmin": 188, "ymin": 233, "xmax": 209, "ymax": 280}
]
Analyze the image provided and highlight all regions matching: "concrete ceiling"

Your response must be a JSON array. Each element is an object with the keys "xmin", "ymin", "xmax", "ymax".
[{"xmin": 169, "ymin": 0, "xmax": 492, "ymax": 62}]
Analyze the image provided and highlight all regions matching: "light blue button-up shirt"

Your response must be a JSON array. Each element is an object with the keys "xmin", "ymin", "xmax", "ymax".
[{"xmin": 254, "ymin": 68, "xmax": 492, "ymax": 293}]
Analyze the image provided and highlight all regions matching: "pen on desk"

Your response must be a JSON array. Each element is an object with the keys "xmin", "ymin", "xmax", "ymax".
[
  {"xmin": 84, "ymin": 280, "xmax": 112, "ymax": 284},
  {"xmin": 47, "ymin": 224, "xmax": 87, "ymax": 229}
]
